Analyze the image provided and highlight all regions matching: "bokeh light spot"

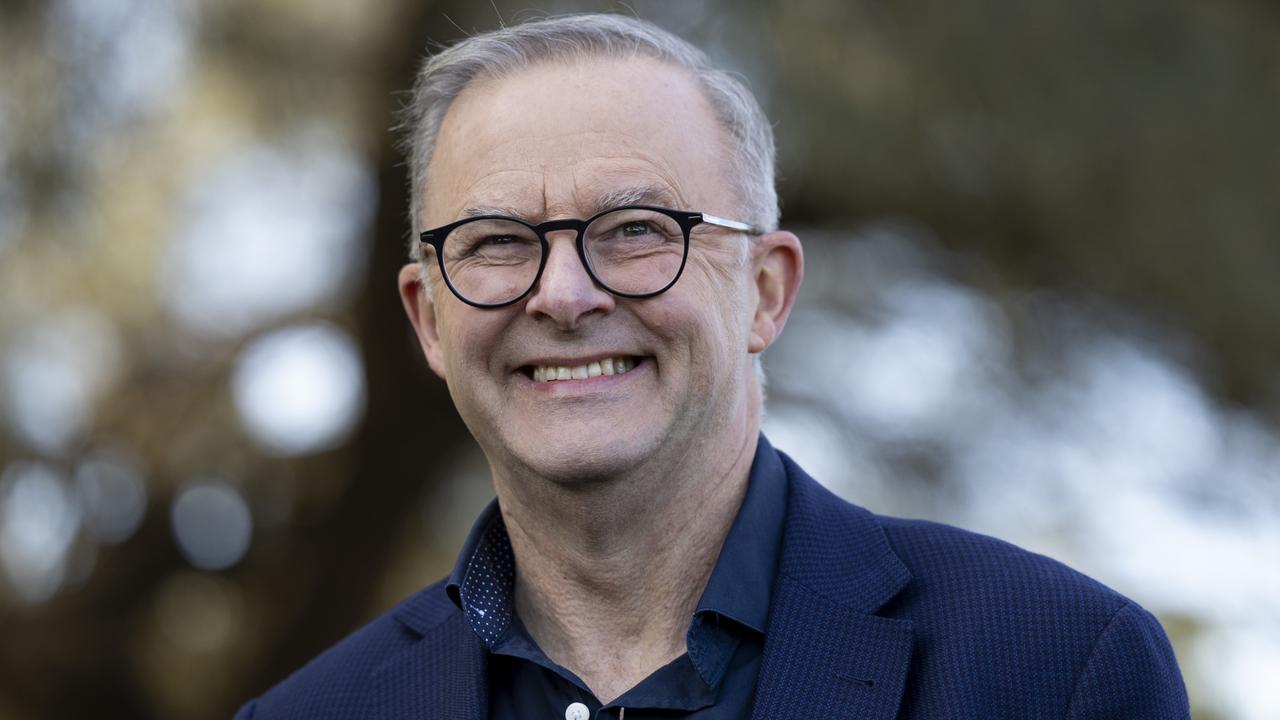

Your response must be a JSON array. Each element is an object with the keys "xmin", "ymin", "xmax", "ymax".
[
  {"xmin": 75, "ymin": 449, "xmax": 148, "ymax": 545},
  {"xmin": 1, "ymin": 310, "xmax": 123, "ymax": 454},
  {"xmin": 170, "ymin": 481, "xmax": 252, "ymax": 571},
  {"xmin": 0, "ymin": 462, "xmax": 82, "ymax": 604},
  {"xmin": 161, "ymin": 132, "xmax": 375, "ymax": 338},
  {"xmin": 231, "ymin": 323, "xmax": 366, "ymax": 457},
  {"xmin": 154, "ymin": 571, "xmax": 239, "ymax": 655}
]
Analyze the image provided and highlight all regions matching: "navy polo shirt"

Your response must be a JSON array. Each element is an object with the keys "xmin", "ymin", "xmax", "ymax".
[{"xmin": 445, "ymin": 436, "xmax": 789, "ymax": 719}]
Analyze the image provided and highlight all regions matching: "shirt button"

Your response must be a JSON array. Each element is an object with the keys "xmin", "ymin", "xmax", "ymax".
[{"xmin": 565, "ymin": 702, "xmax": 590, "ymax": 720}]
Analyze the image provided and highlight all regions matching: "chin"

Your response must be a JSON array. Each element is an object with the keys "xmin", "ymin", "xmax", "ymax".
[{"xmin": 503, "ymin": 429, "xmax": 665, "ymax": 485}]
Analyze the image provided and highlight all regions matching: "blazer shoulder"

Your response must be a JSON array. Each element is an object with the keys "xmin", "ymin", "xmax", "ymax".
[
  {"xmin": 877, "ymin": 514, "xmax": 1129, "ymax": 616},
  {"xmin": 871, "ymin": 515, "xmax": 1187, "ymax": 716},
  {"xmin": 238, "ymin": 578, "xmax": 455, "ymax": 720},
  {"xmin": 776, "ymin": 447, "xmax": 1139, "ymax": 625}
]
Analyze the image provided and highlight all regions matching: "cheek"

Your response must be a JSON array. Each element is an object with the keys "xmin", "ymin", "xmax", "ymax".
[
  {"xmin": 654, "ymin": 286, "xmax": 751, "ymax": 374},
  {"xmin": 436, "ymin": 307, "xmax": 498, "ymax": 377},
  {"xmin": 689, "ymin": 269, "xmax": 753, "ymax": 344}
]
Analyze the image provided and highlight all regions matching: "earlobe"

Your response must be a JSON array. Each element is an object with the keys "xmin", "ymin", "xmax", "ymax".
[
  {"xmin": 748, "ymin": 231, "xmax": 804, "ymax": 354},
  {"xmin": 397, "ymin": 263, "xmax": 448, "ymax": 380}
]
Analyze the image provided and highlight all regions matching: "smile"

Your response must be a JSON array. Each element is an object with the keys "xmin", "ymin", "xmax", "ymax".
[{"xmin": 530, "ymin": 357, "xmax": 638, "ymax": 383}]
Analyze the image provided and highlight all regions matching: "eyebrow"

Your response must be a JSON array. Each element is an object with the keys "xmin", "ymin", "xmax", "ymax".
[
  {"xmin": 460, "ymin": 204, "xmax": 531, "ymax": 221},
  {"xmin": 458, "ymin": 184, "xmax": 684, "ymax": 223},
  {"xmin": 588, "ymin": 185, "xmax": 683, "ymax": 215}
]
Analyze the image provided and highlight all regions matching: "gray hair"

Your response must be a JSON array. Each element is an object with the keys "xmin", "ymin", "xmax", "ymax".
[{"xmin": 398, "ymin": 13, "xmax": 779, "ymax": 262}]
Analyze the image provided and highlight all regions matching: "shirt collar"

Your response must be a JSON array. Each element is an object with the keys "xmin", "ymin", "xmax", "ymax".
[
  {"xmin": 691, "ymin": 433, "xmax": 788, "ymax": 635},
  {"xmin": 446, "ymin": 433, "xmax": 789, "ymax": 650},
  {"xmin": 446, "ymin": 499, "xmax": 515, "ymax": 647}
]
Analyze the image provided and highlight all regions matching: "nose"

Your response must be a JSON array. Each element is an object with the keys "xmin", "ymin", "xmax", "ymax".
[{"xmin": 523, "ymin": 232, "xmax": 615, "ymax": 328}]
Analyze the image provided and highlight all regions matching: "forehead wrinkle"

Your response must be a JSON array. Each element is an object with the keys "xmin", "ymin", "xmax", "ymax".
[
  {"xmin": 569, "ymin": 161, "xmax": 694, "ymax": 216},
  {"xmin": 435, "ymin": 130, "xmax": 711, "ymax": 226},
  {"xmin": 435, "ymin": 168, "xmax": 547, "ymax": 224}
]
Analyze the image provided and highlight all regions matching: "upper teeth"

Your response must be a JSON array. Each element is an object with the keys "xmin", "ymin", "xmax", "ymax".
[{"xmin": 533, "ymin": 357, "xmax": 635, "ymax": 382}]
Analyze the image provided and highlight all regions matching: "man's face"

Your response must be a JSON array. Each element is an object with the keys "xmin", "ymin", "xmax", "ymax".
[{"xmin": 402, "ymin": 57, "xmax": 778, "ymax": 482}]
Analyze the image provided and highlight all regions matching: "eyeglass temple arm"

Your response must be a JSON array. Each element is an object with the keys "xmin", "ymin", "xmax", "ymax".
[{"xmin": 700, "ymin": 213, "xmax": 762, "ymax": 235}]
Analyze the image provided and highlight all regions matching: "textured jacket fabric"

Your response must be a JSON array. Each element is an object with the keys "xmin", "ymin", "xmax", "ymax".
[{"xmin": 236, "ymin": 444, "xmax": 1190, "ymax": 719}]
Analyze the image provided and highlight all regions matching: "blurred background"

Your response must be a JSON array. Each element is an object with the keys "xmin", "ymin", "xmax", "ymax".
[{"xmin": 1, "ymin": 0, "xmax": 1277, "ymax": 717}]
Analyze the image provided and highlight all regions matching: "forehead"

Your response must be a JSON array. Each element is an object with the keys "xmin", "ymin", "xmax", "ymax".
[{"xmin": 424, "ymin": 56, "xmax": 733, "ymax": 225}]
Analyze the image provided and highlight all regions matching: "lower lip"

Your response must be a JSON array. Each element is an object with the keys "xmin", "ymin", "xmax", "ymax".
[{"xmin": 519, "ymin": 358, "xmax": 650, "ymax": 393}]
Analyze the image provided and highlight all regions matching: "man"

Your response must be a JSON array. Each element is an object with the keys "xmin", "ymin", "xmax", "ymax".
[{"xmin": 238, "ymin": 14, "xmax": 1189, "ymax": 719}]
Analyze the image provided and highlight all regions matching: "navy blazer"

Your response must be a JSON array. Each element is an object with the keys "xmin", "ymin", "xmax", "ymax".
[{"xmin": 238, "ymin": 447, "xmax": 1190, "ymax": 719}]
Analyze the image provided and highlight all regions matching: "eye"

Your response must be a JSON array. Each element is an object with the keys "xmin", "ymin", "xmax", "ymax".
[
  {"xmin": 621, "ymin": 221, "xmax": 654, "ymax": 237},
  {"xmin": 467, "ymin": 234, "xmax": 540, "ymax": 262}
]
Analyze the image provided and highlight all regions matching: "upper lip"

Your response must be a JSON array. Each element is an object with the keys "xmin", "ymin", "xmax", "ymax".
[{"xmin": 517, "ymin": 352, "xmax": 640, "ymax": 367}]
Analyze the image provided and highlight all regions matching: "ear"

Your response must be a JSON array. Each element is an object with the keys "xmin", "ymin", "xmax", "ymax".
[
  {"xmin": 398, "ymin": 263, "xmax": 449, "ymax": 380},
  {"xmin": 747, "ymin": 231, "xmax": 804, "ymax": 354}
]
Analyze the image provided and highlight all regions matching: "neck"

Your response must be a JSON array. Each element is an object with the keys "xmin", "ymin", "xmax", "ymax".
[{"xmin": 491, "ymin": 401, "xmax": 761, "ymax": 702}]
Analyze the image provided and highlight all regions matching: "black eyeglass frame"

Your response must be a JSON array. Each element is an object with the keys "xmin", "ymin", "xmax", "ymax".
[{"xmin": 417, "ymin": 205, "xmax": 760, "ymax": 309}]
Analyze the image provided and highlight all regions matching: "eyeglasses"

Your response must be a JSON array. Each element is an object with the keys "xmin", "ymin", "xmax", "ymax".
[{"xmin": 418, "ymin": 205, "xmax": 760, "ymax": 308}]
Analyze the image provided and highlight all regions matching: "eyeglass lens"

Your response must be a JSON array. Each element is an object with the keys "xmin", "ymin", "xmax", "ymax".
[{"xmin": 439, "ymin": 208, "xmax": 686, "ymax": 305}]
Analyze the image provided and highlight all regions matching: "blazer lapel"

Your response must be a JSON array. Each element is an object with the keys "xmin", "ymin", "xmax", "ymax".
[
  {"xmin": 752, "ymin": 450, "xmax": 915, "ymax": 720},
  {"xmin": 752, "ymin": 576, "xmax": 913, "ymax": 719},
  {"xmin": 375, "ymin": 594, "xmax": 488, "ymax": 720}
]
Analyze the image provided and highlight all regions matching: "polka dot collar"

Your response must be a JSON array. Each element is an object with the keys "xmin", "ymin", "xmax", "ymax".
[{"xmin": 447, "ymin": 501, "xmax": 516, "ymax": 648}]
